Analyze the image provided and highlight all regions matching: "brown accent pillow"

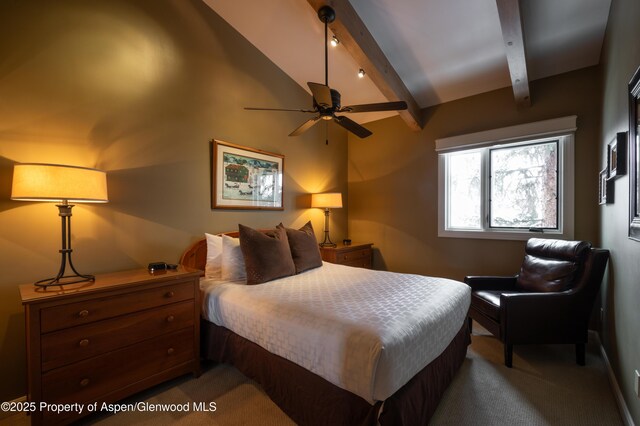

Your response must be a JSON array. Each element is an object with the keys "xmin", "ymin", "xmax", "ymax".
[
  {"xmin": 238, "ymin": 224, "xmax": 295, "ymax": 285},
  {"xmin": 279, "ymin": 221, "xmax": 322, "ymax": 273}
]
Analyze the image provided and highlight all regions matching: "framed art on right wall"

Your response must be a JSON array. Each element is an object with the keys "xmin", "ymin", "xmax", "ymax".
[
  {"xmin": 607, "ymin": 131, "xmax": 627, "ymax": 179},
  {"xmin": 599, "ymin": 168, "xmax": 613, "ymax": 205},
  {"xmin": 629, "ymin": 65, "xmax": 640, "ymax": 240}
]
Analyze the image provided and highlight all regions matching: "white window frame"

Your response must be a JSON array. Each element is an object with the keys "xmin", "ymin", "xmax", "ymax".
[{"xmin": 437, "ymin": 116, "xmax": 576, "ymax": 241}]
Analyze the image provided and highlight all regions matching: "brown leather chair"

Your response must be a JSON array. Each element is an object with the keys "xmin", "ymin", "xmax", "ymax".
[{"xmin": 465, "ymin": 238, "xmax": 609, "ymax": 368}]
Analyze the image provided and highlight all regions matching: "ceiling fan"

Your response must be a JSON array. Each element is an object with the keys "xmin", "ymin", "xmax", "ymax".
[{"xmin": 244, "ymin": 5, "xmax": 408, "ymax": 139}]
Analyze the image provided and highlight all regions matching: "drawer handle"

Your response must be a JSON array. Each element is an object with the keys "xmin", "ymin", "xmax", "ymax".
[
  {"xmin": 165, "ymin": 291, "xmax": 175, "ymax": 298},
  {"xmin": 166, "ymin": 315, "xmax": 175, "ymax": 323},
  {"xmin": 78, "ymin": 310, "xmax": 89, "ymax": 318},
  {"xmin": 167, "ymin": 347, "xmax": 175, "ymax": 355},
  {"xmin": 78, "ymin": 339, "xmax": 90, "ymax": 347},
  {"xmin": 80, "ymin": 378, "xmax": 90, "ymax": 387}
]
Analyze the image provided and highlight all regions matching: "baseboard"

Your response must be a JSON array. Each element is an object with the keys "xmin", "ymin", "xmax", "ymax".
[
  {"xmin": 0, "ymin": 395, "xmax": 26, "ymax": 420},
  {"xmin": 591, "ymin": 331, "xmax": 636, "ymax": 426}
]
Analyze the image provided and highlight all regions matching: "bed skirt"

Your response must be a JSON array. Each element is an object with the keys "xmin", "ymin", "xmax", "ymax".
[{"xmin": 201, "ymin": 318, "xmax": 470, "ymax": 426}]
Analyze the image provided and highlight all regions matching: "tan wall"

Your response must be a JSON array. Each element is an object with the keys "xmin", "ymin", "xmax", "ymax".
[
  {"xmin": 599, "ymin": 0, "xmax": 640, "ymax": 423},
  {"xmin": 0, "ymin": 0, "xmax": 348, "ymax": 400},
  {"xmin": 348, "ymin": 66, "xmax": 601, "ymax": 281}
]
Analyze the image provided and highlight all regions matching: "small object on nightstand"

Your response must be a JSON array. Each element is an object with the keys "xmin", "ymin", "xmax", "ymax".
[
  {"xmin": 343, "ymin": 239, "xmax": 351, "ymax": 246},
  {"xmin": 320, "ymin": 242, "xmax": 373, "ymax": 269},
  {"xmin": 148, "ymin": 262, "xmax": 167, "ymax": 271},
  {"xmin": 148, "ymin": 262, "xmax": 179, "ymax": 271}
]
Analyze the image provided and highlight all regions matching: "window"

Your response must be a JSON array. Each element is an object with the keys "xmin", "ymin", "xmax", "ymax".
[
  {"xmin": 437, "ymin": 117, "xmax": 576, "ymax": 240},
  {"xmin": 447, "ymin": 150, "xmax": 482, "ymax": 229},
  {"xmin": 490, "ymin": 140, "xmax": 558, "ymax": 229}
]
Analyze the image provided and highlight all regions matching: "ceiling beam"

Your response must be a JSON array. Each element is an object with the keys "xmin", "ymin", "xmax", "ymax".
[
  {"xmin": 307, "ymin": 0, "xmax": 422, "ymax": 130},
  {"xmin": 495, "ymin": 0, "xmax": 530, "ymax": 108}
]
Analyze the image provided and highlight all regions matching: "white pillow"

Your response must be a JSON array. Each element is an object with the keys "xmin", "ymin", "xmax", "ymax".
[
  {"xmin": 221, "ymin": 234, "xmax": 246, "ymax": 281},
  {"xmin": 204, "ymin": 233, "xmax": 223, "ymax": 279}
]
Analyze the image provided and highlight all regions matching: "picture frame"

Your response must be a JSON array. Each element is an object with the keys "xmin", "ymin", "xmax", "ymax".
[
  {"xmin": 599, "ymin": 168, "xmax": 613, "ymax": 205},
  {"xmin": 607, "ymin": 131, "xmax": 627, "ymax": 179},
  {"xmin": 211, "ymin": 139, "xmax": 284, "ymax": 210},
  {"xmin": 628, "ymin": 66, "xmax": 640, "ymax": 240}
]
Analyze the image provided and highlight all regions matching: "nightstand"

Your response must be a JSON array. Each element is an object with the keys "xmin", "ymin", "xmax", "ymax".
[
  {"xmin": 19, "ymin": 266, "xmax": 201, "ymax": 425},
  {"xmin": 320, "ymin": 243, "xmax": 373, "ymax": 269}
]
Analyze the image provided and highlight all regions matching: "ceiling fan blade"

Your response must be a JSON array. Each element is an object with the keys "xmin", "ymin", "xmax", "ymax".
[
  {"xmin": 245, "ymin": 107, "xmax": 316, "ymax": 113},
  {"xmin": 334, "ymin": 116, "xmax": 373, "ymax": 138},
  {"xmin": 341, "ymin": 101, "xmax": 408, "ymax": 113},
  {"xmin": 307, "ymin": 82, "xmax": 332, "ymax": 108},
  {"xmin": 289, "ymin": 116, "xmax": 322, "ymax": 136}
]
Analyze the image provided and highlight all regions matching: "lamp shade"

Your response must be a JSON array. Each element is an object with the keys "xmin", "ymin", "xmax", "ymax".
[
  {"xmin": 11, "ymin": 163, "xmax": 108, "ymax": 203},
  {"xmin": 311, "ymin": 192, "xmax": 342, "ymax": 209}
]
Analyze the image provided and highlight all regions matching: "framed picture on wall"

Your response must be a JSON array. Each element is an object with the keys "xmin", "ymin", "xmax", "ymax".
[
  {"xmin": 211, "ymin": 139, "xmax": 284, "ymax": 210},
  {"xmin": 599, "ymin": 168, "xmax": 613, "ymax": 205},
  {"xmin": 607, "ymin": 131, "xmax": 627, "ymax": 179},
  {"xmin": 628, "ymin": 66, "xmax": 640, "ymax": 240}
]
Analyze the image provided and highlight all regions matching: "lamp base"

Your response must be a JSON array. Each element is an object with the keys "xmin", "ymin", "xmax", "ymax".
[
  {"xmin": 318, "ymin": 228, "xmax": 336, "ymax": 248},
  {"xmin": 35, "ymin": 203, "xmax": 96, "ymax": 289},
  {"xmin": 35, "ymin": 273, "xmax": 95, "ymax": 288},
  {"xmin": 318, "ymin": 242, "xmax": 337, "ymax": 248}
]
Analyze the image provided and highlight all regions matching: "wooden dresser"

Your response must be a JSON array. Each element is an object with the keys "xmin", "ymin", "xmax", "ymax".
[
  {"xmin": 320, "ymin": 243, "xmax": 373, "ymax": 269},
  {"xmin": 19, "ymin": 267, "xmax": 201, "ymax": 425}
]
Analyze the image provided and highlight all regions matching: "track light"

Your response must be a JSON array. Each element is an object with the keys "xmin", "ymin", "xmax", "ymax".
[
  {"xmin": 330, "ymin": 35, "xmax": 340, "ymax": 47},
  {"xmin": 358, "ymin": 68, "xmax": 365, "ymax": 78}
]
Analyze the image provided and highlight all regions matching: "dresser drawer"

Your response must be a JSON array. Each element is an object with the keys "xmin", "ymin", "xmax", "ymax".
[
  {"xmin": 320, "ymin": 243, "xmax": 373, "ymax": 269},
  {"xmin": 336, "ymin": 248, "xmax": 372, "ymax": 264},
  {"xmin": 41, "ymin": 300, "xmax": 195, "ymax": 372},
  {"xmin": 41, "ymin": 280, "xmax": 194, "ymax": 333},
  {"xmin": 342, "ymin": 258, "xmax": 372, "ymax": 269},
  {"xmin": 42, "ymin": 328, "xmax": 194, "ymax": 404}
]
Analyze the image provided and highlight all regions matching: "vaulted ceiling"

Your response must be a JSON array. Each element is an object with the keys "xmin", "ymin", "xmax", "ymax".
[{"xmin": 203, "ymin": 0, "xmax": 611, "ymax": 129}]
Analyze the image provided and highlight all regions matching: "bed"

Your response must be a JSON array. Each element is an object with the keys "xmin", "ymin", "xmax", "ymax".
[{"xmin": 180, "ymin": 233, "xmax": 471, "ymax": 425}]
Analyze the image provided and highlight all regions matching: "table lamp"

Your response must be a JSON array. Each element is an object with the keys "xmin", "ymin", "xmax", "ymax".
[
  {"xmin": 11, "ymin": 163, "xmax": 109, "ymax": 287},
  {"xmin": 311, "ymin": 192, "xmax": 342, "ymax": 247}
]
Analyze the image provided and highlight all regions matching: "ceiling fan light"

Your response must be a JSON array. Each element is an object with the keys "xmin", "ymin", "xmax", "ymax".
[
  {"xmin": 358, "ymin": 68, "xmax": 366, "ymax": 78},
  {"xmin": 330, "ymin": 35, "xmax": 340, "ymax": 47},
  {"xmin": 321, "ymin": 115, "xmax": 332, "ymax": 121}
]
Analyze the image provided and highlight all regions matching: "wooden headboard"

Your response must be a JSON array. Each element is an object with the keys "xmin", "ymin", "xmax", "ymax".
[
  {"xmin": 179, "ymin": 238, "xmax": 207, "ymax": 271},
  {"xmin": 179, "ymin": 229, "xmax": 271, "ymax": 271}
]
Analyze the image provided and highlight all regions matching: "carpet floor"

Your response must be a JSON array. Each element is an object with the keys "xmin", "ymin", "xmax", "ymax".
[
  {"xmin": 428, "ymin": 325, "xmax": 623, "ymax": 425},
  {"xmin": 3, "ymin": 323, "xmax": 623, "ymax": 425}
]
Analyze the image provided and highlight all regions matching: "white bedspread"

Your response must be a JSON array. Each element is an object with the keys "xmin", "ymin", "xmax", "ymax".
[{"xmin": 200, "ymin": 262, "xmax": 470, "ymax": 403}]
